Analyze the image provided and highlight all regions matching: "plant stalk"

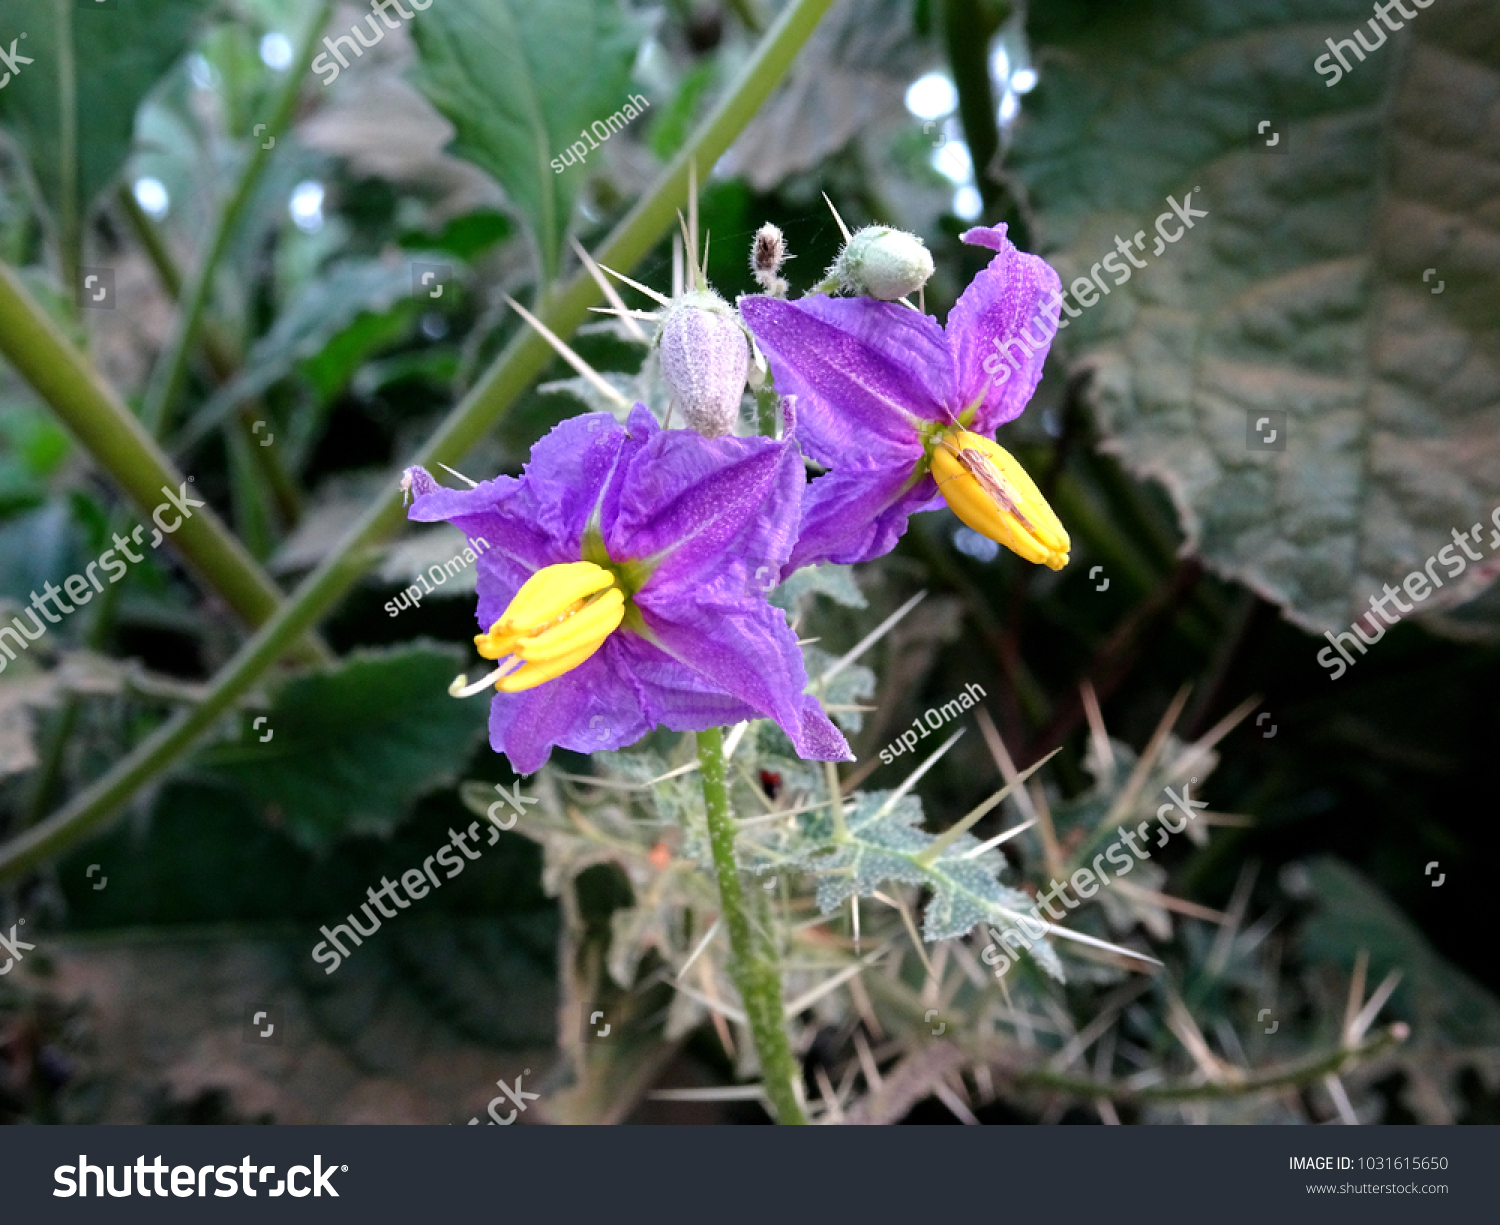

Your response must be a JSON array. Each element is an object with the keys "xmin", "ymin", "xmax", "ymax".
[
  {"xmin": 139, "ymin": 1, "xmax": 333, "ymax": 436},
  {"xmin": 0, "ymin": 260, "xmax": 328, "ymax": 663},
  {"xmin": 696, "ymin": 728, "xmax": 806, "ymax": 1124},
  {"xmin": 0, "ymin": 0, "xmax": 836, "ymax": 882}
]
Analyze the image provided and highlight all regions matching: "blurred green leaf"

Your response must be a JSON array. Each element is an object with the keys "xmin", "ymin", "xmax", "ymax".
[
  {"xmin": 173, "ymin": 259, "xmax": 418, "ymax": 453},
  {"xmin": 0, "ymin": 0, "xmax": 206, "ymax": 264},
  {"xmin": 398, "ymin": 208, "xmax": 514, "ymax": 261},
  {"xmin": 195, "ymin": 644, "xmax": 490, "ymax": 852},
  {"xmin": 407, "ymin": 0, "xmax": 641, "ymax": 284},
  {"xmin": 1013, "ymin": 0, "xmax": 1500, "ymax": 634},
  {"xmin": 0, "ymin": 402, "xmax": 69, "ymax": 515},
  {"xmin": 647, "ymin": 60, "xmax": 716, "ymax": 162}
]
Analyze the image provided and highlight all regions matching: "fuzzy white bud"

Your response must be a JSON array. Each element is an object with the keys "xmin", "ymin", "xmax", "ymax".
[
  {"xmin": 830, "ymin": 225, "xmax": 934, "ymax": 300},
  {"xmin": 656, "ymin": 290, "xmax": 750, "ymax": 438},
  {"xmin": 751, "ymin": 222, "xmax": 790, "ymax": 296}
]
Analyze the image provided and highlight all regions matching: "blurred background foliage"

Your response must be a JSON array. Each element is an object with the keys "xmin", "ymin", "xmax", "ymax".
[{"xmin": 0, "ymin": 0, "xmax": 1497, "ymax": 1123}]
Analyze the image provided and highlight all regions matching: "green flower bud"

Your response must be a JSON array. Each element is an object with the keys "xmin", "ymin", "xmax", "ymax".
[
  {"xmin": 656, "ymin": 290, "xmax": 750, "ymax": 438},
  {"xmin": 828, "ymin": 225, "xmax": 934, "ymax": 300}
]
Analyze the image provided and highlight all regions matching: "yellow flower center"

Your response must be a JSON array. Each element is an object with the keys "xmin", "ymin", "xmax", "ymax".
[
  {"xmin": 451, "ymin": 561, "xmax": 624, "ymax": 696},
  {"xmin": 931, "ymin": 427, "xmax": 1070, "ymax": 571}
]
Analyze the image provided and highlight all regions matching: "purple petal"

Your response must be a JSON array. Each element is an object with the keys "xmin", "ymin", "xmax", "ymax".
[
  {"xmin": 606, "ymin": 425, "xmax": 802, "ymax": 597},
  {"xmin": 486, "ymin": 641, "xmax": 653, "ymax": 775},
  {"xmin": 949, "ymin": 225, "xmax": 1063, "ymax": 433},
  {"xmin": 633, "ymin": 594, "xmax": 852, "ymax": 762},
  {"xmin": 786, "ymin": 461, "xmax": 940, "ymax": 574},
  {"xmin": 740, "ymin": 295, "xmax": 949, "ymax": 467},
  {"xmin": 407, "ymin": 412, "xmax": 641, "ymax": 630}
]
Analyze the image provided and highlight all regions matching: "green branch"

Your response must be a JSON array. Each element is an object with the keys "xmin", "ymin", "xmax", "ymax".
[
  {"xmin": 117, "ymin": 186, "xmax": 304, "ymax": 526},
  {"xmin": 0, "ymin": 0, "xmax": 837, "ymax": 883},
  {"xmin": 139, "ymin": 1, "xmax": 334, "ymax": 436},
  {"xmin": 0, "ymin": 260, "xmax": 327, "ymax": 663},
  {"xmin": 1010, "ymin": 1025, "xmax": 1409, "ymax": 1103},
  {"xmin": 697, "ymin": 728, "xmax": 806, "ymax": 1123}
]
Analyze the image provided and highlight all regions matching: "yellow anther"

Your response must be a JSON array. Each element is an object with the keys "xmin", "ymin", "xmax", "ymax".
[
  {"xmin": 455, "ymin": 561, "xmax": 624, "ymax": 696},
  {"xmin": 932, "ymin": 428, "xmax": 1070, "ymax": 571}
]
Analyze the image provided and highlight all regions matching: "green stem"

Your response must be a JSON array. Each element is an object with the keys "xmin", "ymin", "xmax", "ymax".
[
  {"xmin": 117, "ymin": 184, "xmax": 303, "ymax": 525},
  {"xmin": 940, "ymin": 0, "xmax": 1008, "ymax": 213},
  {"xmin": 0, "ymin": 259, "xmax": 327, "ymax": 663},
  {"xmin": 0, "ymin": 0, "xmax": 836, "ymax": 883},
  {"xmin": 55, "ymin": 0, "xmax": 79, "ymax": 295},
  {"xmin": 139, "ymin": 1, "xmax": 333, "ymax": 436},
  {"xmin": 116, "ymin": 184, "xmax": 180, "ymax": 298},
  {"xmin": 754, "ymin": 381, "xmax": 780, "ymax": 438},
  {"xmin": 696, "ymin": 728, "xmax": 806, "ymax": 1124}
]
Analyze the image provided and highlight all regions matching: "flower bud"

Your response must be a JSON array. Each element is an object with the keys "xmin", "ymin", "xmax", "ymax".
[
  {"xmin": 829, "ymin": 225, "xmax": 934, "ymax": 300},
  {"xmin": 656, "ymin": 290, "xmax": 751, "ymax": 438},
  {"xmin": 751, "ymin": 222, "xmax": 790, "ymax": 296}
]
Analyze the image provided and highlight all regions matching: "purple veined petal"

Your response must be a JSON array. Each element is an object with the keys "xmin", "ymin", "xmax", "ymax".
[
  {"xmin": 739, "ymin": 295, "xmax": 952, "ymax": 467},
  {"xmin": 409, "ymin": 410, "xmax": 651, "ymax": 630},
  {"xmin": 520, "ymin": 411, "xmax": 645, "ymax": 551},
  {"xmin": 785, "ymin": 460, "xmax": 941, "ymax": 575},
  {"xmin": 632, "ymin": 594, "xmax": 853, "ymax": 762},
  {"xmin": 606, "ymin": 426, "xmax": 803, "ymax": 595},
  {"xmin": 409, "ymin": 474, "xmax": 574, "ymax": 631},
  {"xmin": 486, "ymin": 640, "xmax": 653, "ymax": 775},
  {"xmin": 948, "ymin": 225, "xmax": 1063, "ymax": 433},
  {"xmin": 609, "ymin": 634, "xmax": 782, "ymax": 732}
]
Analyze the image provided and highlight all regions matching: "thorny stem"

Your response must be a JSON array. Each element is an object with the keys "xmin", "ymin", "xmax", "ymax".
[
  {"xmin": 0, "ymin": 0, "xmax": 837, "ymax": 883},
  {"xmin": 1010, "ymin": 1025, "xmax": 1408, "ymax": 1104},
  {"xmin": 696, "ymin": 728, "xmax": 806, "ymax": 1124}
]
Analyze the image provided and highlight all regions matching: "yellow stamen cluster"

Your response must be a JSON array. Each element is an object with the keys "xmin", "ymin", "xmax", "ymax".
[
  {"xmin": 932, "ymin": 428, "xmax": 1070, "ymax": 571},
  {"xmin": 460, "ymin": 561, "xmax": 624, "ymax": 694}
]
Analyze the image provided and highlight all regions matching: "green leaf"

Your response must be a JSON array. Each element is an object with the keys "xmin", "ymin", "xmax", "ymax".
[
  {"xmin": 0, "ymin": 0, "xmax": 206, "ymax": 267},
  {"xmin": 195, "ymin": 645, "xmax": 490, "ymax": 853},
  {"xmin": 1012, "ymin": 0, "xmax": 1500, "ymax": 633},
  {"xmin": 790, "ymin": 790, "xmax": 1063, "ymax": 978},
  {"xmin": 398, "ymin": 208, "xmax": 514, "ymax": 261},
  {"xmin": 407, "ymin": 0, "xmax": 642, "ymax": 284},
  {"xmin": 171, "ymin": 259, "xmax": 418, "ymax": 455}
]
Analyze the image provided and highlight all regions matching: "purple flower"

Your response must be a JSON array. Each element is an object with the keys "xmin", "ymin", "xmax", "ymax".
[
  {"xmin": 405, "ymin": 406, "xmax": 851, "ymax": 775},
  {"xmin": 740, "ymin": 224, "xmax": 1070, "ymax": 572}
]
